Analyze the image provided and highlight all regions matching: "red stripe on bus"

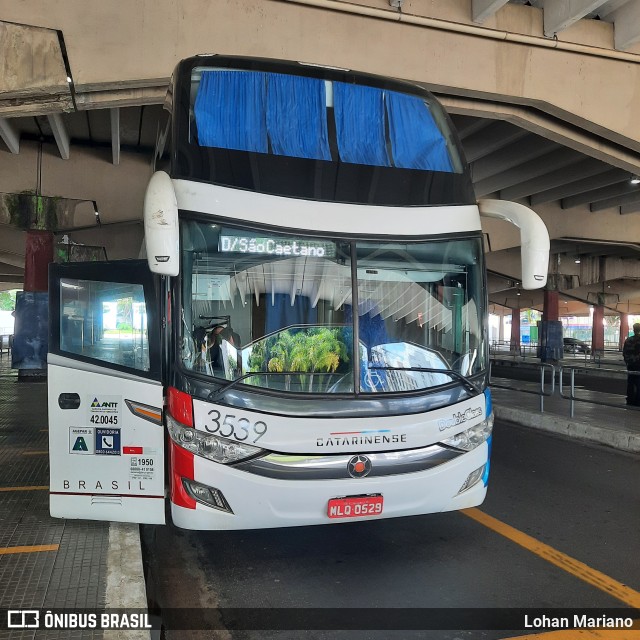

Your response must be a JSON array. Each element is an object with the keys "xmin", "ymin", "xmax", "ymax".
[
  {"xmin": 123, "ymin": 446, "xmax": 144, "ymax": 455},
  {"xmin": 170, "ymin": 436, "xmax": 196, "ymax": 509}
]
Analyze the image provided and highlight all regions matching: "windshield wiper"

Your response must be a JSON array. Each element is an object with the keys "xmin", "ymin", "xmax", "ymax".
[
  {"xmin": 367, "ymin": 366, "xmax": 481, "ymax": 395},
  {"xmin": 207, "ymin": 371, "xmax": 313, "ymax": 402}
]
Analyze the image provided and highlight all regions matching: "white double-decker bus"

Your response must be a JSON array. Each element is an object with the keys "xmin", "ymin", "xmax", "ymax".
[{"xmin": 48, "ymin": 56, "xmax": 549, "ymax": 529}]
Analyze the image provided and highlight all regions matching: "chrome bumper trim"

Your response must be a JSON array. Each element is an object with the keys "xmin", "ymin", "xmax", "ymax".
[{"xmin": 233, "ymin": 444, "xmax": 462, "ymax": 480}]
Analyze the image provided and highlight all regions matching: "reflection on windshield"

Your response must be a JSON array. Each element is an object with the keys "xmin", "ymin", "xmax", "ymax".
[
  {"xmin": 361, "ymin": 342, "xmax": 452, "ymax": 392},
  {"xmin": 181, "ymin": 220, "xmax": 486, "ymax": 395}
]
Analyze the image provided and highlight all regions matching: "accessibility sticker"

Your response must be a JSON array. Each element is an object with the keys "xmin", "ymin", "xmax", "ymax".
[
  {"xmin": 95, "ymin": 428, "xmax": 121, "ymax": 455},
  {"xmin": 69, "ymin": 427, "xmax": 94, "ymax": 455}
]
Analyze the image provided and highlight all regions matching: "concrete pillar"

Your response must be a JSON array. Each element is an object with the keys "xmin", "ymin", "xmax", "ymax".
[
  {"xmin": 498, "ymin": 309, "xmax": 505, "ymax": 342},
  {"xmin": 542, "ymin": 290, "xmax": 559, "ymax": 322},
  {"xmin": 619, "ymin": 313, "xmax": 630, "ymax": 351},
  {"xmin": 24, "ymin": 230, "xmax": 54, "ymax": 292},
  {"xmin": 12, "ymin": 230, "xmax": 54, "ymax": 378},
  {"xmin": 592, "ymin": 304, "xmax": 605, "ymax": 353},
  {"xmin": 510, "ymin": 307, "xmax": 520, "ymax": 352}
]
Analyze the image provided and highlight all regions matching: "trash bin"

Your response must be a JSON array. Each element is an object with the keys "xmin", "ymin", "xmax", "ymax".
[{"xmin": 537, "ymin": 320, "xmax": 563, "ymax": 362}]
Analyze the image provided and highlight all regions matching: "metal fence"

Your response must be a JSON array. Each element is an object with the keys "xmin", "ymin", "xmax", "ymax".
[
  {"xmin": 490, "ymin": 358, "xmax": 640, "ymax": 417},
  {"xmin": 558, "ymin": 366, "xmax": 640, "ymax": 418},
  {"xmin": 0, "ymin": 334, "xmax": 12, "ymax": 358}
]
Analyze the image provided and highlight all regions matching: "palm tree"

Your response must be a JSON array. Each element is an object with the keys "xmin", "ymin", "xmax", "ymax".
[
  {"xmin": 291, "ymin": 328, "xmax": 349, "ymax": 392},
  {"xmin": 267, "ymin": 330, "xmax": 298, "ymax": 390}
]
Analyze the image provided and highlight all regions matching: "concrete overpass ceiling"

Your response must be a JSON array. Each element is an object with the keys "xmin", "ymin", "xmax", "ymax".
[
  {"xmin": 447, "ymin": 113, "xmax": 640, "ymax": 212},
  {"xmin": 481, "ymin": 1, "xmax": 640, "ymax": 52},
  {"xmin": 1, "ymin": 105, "xmax": 165, "ymax": 157},
  {"xmin": 4, "ymin": 104, "xmax": 637, "ymax": 218}
]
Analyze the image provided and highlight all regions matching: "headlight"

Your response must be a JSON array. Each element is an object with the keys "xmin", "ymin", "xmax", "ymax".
[
  {"xmin": 167, "ymin": 414, "xmax": 265, "ymax": 464},
  {"xmin": 439, "ymin": 412, "xmax": 494, "ymax": 451}
]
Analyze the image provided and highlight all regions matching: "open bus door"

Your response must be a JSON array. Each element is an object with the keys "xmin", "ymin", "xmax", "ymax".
[{"xmin": 48, "ymin": 260, "xmax": 166, "ymax": 525}]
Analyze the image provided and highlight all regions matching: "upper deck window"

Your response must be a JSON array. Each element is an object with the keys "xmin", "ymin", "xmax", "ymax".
[
  {"xmin": 172, "ymin": 59, "xmax": 474, "ymax": 206},
  {"xmin": 191, "ymin": 68, "xmax": 458, "ymax": 172}
]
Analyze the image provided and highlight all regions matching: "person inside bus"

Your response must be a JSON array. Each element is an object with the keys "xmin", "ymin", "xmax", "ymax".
[
  {"xmin": 622, "ymin": 322, "xmax": 640, "ymax": 406},
  {"xmin": 193, "ymin": 324, "xmax": 240, "ymax": 374},
  {"xmin": 192, "ymin": 324, "xmax": 225, "ymax": 372}
]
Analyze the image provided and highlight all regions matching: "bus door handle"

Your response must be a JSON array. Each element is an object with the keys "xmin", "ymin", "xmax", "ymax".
[{"xmin": 58, "ymin": 393, "xmax": 81, "ymax": 410}]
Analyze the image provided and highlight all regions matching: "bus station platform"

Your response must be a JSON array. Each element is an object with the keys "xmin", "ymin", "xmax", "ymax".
[
  {"xmin": 0, "ymin": 356, "xmax": 148, "ymax": 640},
  {"xmin": 490, "ymin": 352, "xmax": 640, "ymax": 453},
  {"xmin": 0, "ymin": 353, "xmax": 638, "ymax": 638}
]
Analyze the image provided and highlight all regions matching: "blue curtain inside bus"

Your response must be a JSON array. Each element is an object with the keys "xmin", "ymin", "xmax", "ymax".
[
  {"xmin": 333, "ymin": 83, "xmax": 390, "ymax": 167},
  {"xmin": 385, "ymin": 91, "xmax": 453, "ymax": 172},
  {"xmin": 265, "ymin": 294, "xmax": 318, "ymax": 335},
  {"xmin": 358, "ymin": 311, "xmax": 390, "ymax": 350},
  {"xmin": 266, "ymin": 75, "xmax": 331, "ymax": 161},
  {"xmin": 194, "ymin": 71, "xmax": 453, "ymax": 171},
  {"xmin": 195, "ymin": 71, "xmax": 268, "ymax": 153}
]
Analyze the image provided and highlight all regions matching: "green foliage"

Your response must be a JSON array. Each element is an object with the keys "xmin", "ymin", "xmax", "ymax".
[
  {"xmin": 0, "ymin": 290, "xmax": 17, "ymax": 311},
  {"xmin": 249, "ymin": 327, "xmax": 349, "ymax": 392},
  {"xmin": 117, "ymin": 298, "xmax": 133, "ymax": 327}
]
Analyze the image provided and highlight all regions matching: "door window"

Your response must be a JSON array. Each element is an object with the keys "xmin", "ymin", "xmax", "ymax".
[{"xmin": 59, "ymin": 278, "xmax": 150, "ymax": 372}]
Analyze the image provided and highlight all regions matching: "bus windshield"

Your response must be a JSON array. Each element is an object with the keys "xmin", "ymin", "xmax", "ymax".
[{"xmin": 180, "ymin": 220, "xmax": 486, "ymax": 394}]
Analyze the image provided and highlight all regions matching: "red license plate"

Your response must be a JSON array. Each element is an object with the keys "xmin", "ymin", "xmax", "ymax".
[{"xmin": 327, "ymin": 495, "xmax": 383, "ymax": 519}]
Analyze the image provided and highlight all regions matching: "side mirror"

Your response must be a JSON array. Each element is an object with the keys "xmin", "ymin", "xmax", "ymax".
[
  {"xmin": 478, "ymin": 199, "xmax": 549, "ymax": 290},
  {"xmin": 143, "ymin": 171, "xmax": 179, "ymax": 276}
]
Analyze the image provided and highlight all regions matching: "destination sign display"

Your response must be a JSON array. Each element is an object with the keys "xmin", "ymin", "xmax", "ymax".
[{"xmin": 219, "ymin": 234, "xmax": 335, "ymax": 258}]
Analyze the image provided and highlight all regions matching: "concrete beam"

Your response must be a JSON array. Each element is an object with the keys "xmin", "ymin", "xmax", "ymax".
[
  {"xmin": 471, "ymin": 136, "xmax": 558, "ymax": 183},
  {"xmin": 0, "ymin": 260, "xmax": 24, "ymax": 276},
  {"xmin": 0, "ymin": 21, "xmax": 69, "ymax": 102},
  {"xmin": 562, "ymin": 181, "xmax": 640, "ymax": 208},
  {"xmin": 530, "ymin": 169, "xmax": 628, "ymax": 205},
  {"xmin": 74, "ymin": 85, "xmax": 167, "ymax": 111},
  {"xmin": 441, "ymin": 95, "xmax": 640, "ymax": 174},
  {"xmin": 471, "ymin": 0, "xmax": 509, "ymax": 23},
  {"xmin": 590, "ymin": 191, "xmax": 640, "ymax": 212},
  {"xmin": 499, "ymin": 157, "xmax": 611, "ymax": 201},
  {"xmin": 456, "ymin": 118, "xmax": 492, "ymax": 141},
  {"xmin": 47, "ymin": 113, "xmax": 70, "ymax": 160},
  {"xmin": 462, "ymin": 121, "xmax": 528, "ymax": 163},
  {"xmin": 0, "ymin": 274, "xmax": 24, "ymax": 284},
  {"xmin": 610, "ymin": 0, "xmax": 640, "ymax": 50},
  {"xmin": 0, "ymin": 251, "xmax": 25, "ymax": 269},
  {"xmin": 474, "ymin": 147, "xmax": 582, "ymax": 196},
  {"xmin": 620, "ymin": 202, "xmax": 640, "ymax": 215},
  {"xmin": 543, "ymin": 0, "xmax": 605, "ymax": 37},
  {"xmin": 0, "ymin": 118, "xmax": 20, "ymax": 154},
  {"xmin": 110, "ymin": 108, "xmax": 120, "ymax": 166}
]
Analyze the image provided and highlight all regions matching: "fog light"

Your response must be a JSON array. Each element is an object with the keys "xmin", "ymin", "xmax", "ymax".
[
  {"xmin": 458, "ymin": 465, "xmax": 485, "ymax": 494},
  {"xmin": 182, "ymin": 478, "xmax": 233, "ymax": 513}
]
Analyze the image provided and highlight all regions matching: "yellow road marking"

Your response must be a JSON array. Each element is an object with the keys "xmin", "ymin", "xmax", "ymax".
[
  {"xmin": 22, "ymin": 451, "xmax": 48, "ymax": 456},
  {"xmin": 507, "ymin": 629, "xmax": 640, "ymax": 639},
  {"xmin": 0, "ymin": 544, "xmax": 58, "ymax": 555},
  {"xmin": 0, "ymin": 485, "xmax": 48, "ymax": 492},
  {"xmin": 462, "ymin": 508, "xmax": 640, "ymax": 608}
]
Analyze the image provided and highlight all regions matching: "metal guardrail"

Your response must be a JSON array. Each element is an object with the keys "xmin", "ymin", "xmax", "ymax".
[
  {"xmin": 490, "ymin": 360, "xmax": 555, "ymax": 412},
  {"xmin": 558, "ymin": 366, "xmax": 640, "ymax": 418},
  {"xmin": 0, "ymin": 334, "xmax": 12, "ymax": 358},
  {"xmin": 491, "ymin": 358, "xmax": 640, "ymax": 417}
]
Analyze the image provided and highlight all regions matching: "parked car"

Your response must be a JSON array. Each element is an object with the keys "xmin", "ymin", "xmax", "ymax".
[{"xmin": 563, "ymin": 337, "xmax": 591, "ymax": 354}]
